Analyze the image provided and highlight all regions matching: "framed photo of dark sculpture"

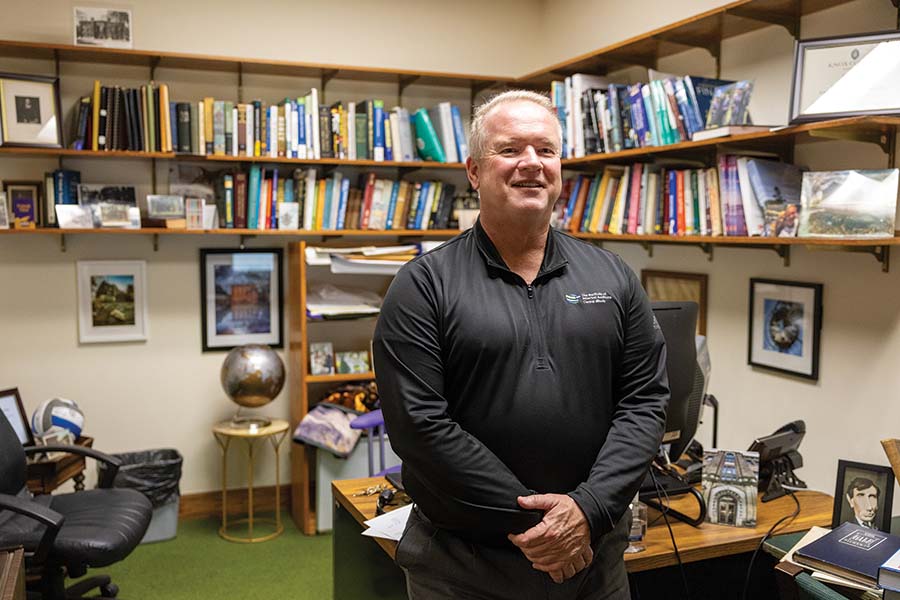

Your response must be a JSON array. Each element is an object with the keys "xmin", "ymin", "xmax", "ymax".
[
  {"xmin": 0, "ymin": 387, "xmax": 34, "ymax": 446},
  {"xmin": 641, "ymin": 270, "xmax": 708, "ymax": 335},
  {"xmin": 748, "ymin": 278, "xmax": 822, "ymax": 380},
  {"xmin": 831, "ymin": 460, "xmax": 894, "ymax": 532},
  {"xmin": 0, "ymin": 73, "xmax": 63, "ymax": 148},
  {"xmin": 200, "ymin": 248, "xmax": 283, "ymax": 351}
]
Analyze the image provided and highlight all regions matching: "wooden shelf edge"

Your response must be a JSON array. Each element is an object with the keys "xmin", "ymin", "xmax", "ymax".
[
  {"xmin": 0, "ymin": 228, "xmax": 462, "ymax": 237},
  {"xmin": 305, "ymin": 372, "xmax": 375, "ymax": 384}
]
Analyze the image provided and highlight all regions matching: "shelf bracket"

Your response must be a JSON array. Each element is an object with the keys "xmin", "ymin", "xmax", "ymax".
[
  {"xmin": 238, "ymin": 62, "xmax": 244, "ymax": 104},
  {"xmin": 152, "ymin": 234, "xmax": 159, "ymax": 252},
  {"xmin": 774, "ymin": 244, "xmax": 790, "ymax": 267},
  {"xmin": 398, "ymin": 75, "xmax": 420, "ymax": 101},
  {"xmin": 699, "ymin": 243, "xmax": 714, "ymax": 261},
  {"xmin": 640, "ymin": 242, "xmax": 653, "ymax": 257},
  {"xmin": 59, "ymin": 234, "xmax": 66, "ymax": 253},
  {"xmin": 149, "ymin": 56, "xmax": 160, "ymax": 82},
  {"xmin": 239, "ymin": 234, "xmax": 256, "ymax": 250},
  {"xmin": 844, "ymin": 245, "xmax": 891, "ymax": 273},
  {"xmin": 808, "ymin": 127, "xmax": 893, "ymax": 154},
  {"xmin": 320, "ymin": 69, "xmax": 339, "ymax": 100},
  {"xmin": 470, "ymin": 80, "xmax": 498, "ymax": 108},
  {"xmin": 726, "ymin": 6, "xmax": 799, "ymax": 38}
]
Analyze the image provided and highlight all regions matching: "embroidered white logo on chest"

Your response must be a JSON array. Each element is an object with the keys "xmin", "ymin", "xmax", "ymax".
[{"xmin": 565, "ymin": 291, "xmax": 611, "ymax": 304}]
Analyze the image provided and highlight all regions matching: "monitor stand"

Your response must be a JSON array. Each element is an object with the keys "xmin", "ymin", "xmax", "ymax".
[{"xmin": 639, "ymin": 463, "xmax": 707, "ymax": 527}]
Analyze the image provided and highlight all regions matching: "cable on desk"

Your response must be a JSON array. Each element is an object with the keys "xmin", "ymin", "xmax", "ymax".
[
  {"xmin": 739, "ymin": 490, "xmax": 801, "ymax": 600},
  {"xmin": 650, "ymin": 468, "xmax": 692, "ymax": 600}
]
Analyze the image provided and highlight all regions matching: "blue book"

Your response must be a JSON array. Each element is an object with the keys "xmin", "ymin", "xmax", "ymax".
[
  {"xmin": 384, "ymin": 181, "xmax": 400, "ymax": 229},
  {"xmin": 414, "ymin": 181, "xmax": 431, "ymax": 229},
  {"xmin": 284, "ymin": 178, "xmax": 294, "ymax": 205},
  {"xmin": 563, "ymin": 176, "xmax": 583, "ymax": 229},
  {"xmin": 640, "ymin": 84, "xmax": 661, "ymax": 147},
  {"xmin": 296, "ymin": 100, "xmax": 306, "ymax": 153},
  {"xmin": 796, "ymin": 522, "xmax": 900, "ymax": 588},
  {"xmin": 667, "ymin": 170, "xmax": 678, "ymax": 235},
  {"xmin": 685, "ymin": 76, "xmax": 734, "ymax": 129},
  {"xmin": 627, "ymin": 84, "xmax": 651, "ymax": 148},
  {"xmin": 322, "ymin": 177, "xmax": 333, "ymax": 230},
  {"xmin": 373, "ymin": 100, "xmax": 385, "ymax": 160},
  {"xmin": 383, "ymin": 114, "xmax": 393, "ymax": 161},
  {"xmin": 673, "ymin": 78, "xmax": 702, "ymax": 137},
  {"xmin": 247, "ymin": 165, "xmax": 261, "ymax": 230},
  {"xmin": 450, "ymin": 105, "xmax": 469, "ymax": 162},
  {"xmin": 336, "ymin": 177, "xmax": 350, "ymax": 230},
  {"xmin": 270, "ymin": 169, "xmax": 278, "ymax": 229}
]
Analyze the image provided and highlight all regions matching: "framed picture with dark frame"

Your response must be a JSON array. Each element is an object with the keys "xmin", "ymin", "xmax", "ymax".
[
  {"xmin": 789, "ymin": 30, "xmax": 900, "ymax": 123},
  {"xmin": 0, "ymin": 387, "xmax": 34, "ymax": 446},
  {"xmin": 3, "ymin": 180, "xmax": 42, "ymax": 229},
  {"xmin": 200, "ymin": 248, "xmax": 283, "ymax": 351},
  {"xmin": 0, "ymin": 73, "xmax": 63, "ymax": 148},
  {"xmin": 831, "ymin": 460, "xmax": 894, "ymax": 532},
  {"xmin": 748, "ymin": 278, "xmax": 822, "ymax": 380},
  {"xmin": 641, "ymin": 270, "xmax": 709, "ymax": 335}
]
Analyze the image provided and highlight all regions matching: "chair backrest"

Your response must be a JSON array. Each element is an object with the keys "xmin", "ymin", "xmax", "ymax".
[
  {"xmin": 350, "ymin": 409, "xmax": 387, "ymax": 477},
  {"xmin": 0, "ymin": 411, "xmax": 27, "ymax": 495}
]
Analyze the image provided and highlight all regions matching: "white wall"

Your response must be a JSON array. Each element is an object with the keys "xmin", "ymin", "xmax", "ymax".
[{"xmin": 1, "ymin": 0, "xmax": 899, "ymax": 519}]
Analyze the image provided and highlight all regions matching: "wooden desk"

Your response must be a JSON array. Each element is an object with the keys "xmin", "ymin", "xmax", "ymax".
[
  {"xmin": 26, "ymin": 436, "xmax": 94, "ymax": 495},
  {"xmin": 0, "ymin": 548, "xmax": 25, "ymax": 600},
  {"xmin": 334, "ymin": 477, "xmax": 832, "ymax": 572}
]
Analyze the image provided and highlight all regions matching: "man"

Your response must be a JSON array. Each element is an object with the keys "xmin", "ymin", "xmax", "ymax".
[
  {"xmin": 845, "ymin": 477, "xmax": 881, "ymax": 529},
  {"xmin": 373, "ymin": 90, "xmax": 669, "ymax": 600}
]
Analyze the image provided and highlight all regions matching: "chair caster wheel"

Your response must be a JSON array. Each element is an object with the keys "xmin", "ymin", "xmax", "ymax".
[{"xmin": 100, "ymin": 583, "xmax": 119, "ymax": 597}]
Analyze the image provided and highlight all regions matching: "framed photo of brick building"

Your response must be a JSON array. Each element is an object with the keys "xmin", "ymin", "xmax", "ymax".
[{"xmin": 200, "ymin": 248, "xmax": 283, "ymax": 351}]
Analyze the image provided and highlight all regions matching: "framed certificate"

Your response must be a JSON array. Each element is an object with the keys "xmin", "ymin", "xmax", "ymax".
[{"xmin": 790, "ymin": 30, "xmax": 900, "ymax": 123}]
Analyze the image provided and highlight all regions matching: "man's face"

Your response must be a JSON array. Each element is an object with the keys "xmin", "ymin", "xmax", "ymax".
[
  {"xmin": 466, "ymin": 100, "xmax": 562, "ymax": 222},
  {"xmin": 847, "ymin": 485, "xmax": 879, "ymax": 523}
]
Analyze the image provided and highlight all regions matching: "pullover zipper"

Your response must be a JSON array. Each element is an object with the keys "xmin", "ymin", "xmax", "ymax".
[{"xmin": 526, "ymin": 283, "xmax": 549, "ymax": 370}]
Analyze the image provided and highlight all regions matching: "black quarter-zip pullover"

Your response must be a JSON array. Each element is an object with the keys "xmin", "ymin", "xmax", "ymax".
[{"xmin": 373, "ymin": 219, "xmax": 669, "ymax": 545}]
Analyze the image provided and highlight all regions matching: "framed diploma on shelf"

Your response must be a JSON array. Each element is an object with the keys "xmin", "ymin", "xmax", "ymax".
[{"xmin": 790, "ymin": 30, "xmax": 900, "ymax": 123}]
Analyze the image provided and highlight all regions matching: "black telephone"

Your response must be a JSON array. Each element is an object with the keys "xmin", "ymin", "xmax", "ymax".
[{"xmin": 748, "ymin": 420, "xmax": 807, "ymax": 502}]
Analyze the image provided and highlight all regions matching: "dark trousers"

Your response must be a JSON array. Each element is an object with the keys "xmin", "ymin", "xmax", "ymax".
[{"xmin": 396, "ymin": 506, "xmax": 631, "ymax": 600}]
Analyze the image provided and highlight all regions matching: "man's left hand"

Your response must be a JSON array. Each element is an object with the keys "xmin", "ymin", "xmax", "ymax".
[{"xmin": 508, "ymin": 493, "xmax": 592, "ymax": 583}]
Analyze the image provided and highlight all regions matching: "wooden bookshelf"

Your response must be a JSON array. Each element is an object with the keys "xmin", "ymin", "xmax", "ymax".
[{"xmin": 305, "ymin": 372, "xmax": 376, "ymax": 384}]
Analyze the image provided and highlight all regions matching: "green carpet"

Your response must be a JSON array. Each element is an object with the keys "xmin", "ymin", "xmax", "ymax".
[{"xmin": 76, "ymin": 516, "xmax": 332, "ymax": 599}]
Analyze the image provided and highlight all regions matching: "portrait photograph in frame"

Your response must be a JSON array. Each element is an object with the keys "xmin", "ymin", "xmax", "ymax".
[
  {"xmin": 641, "ymin": 270, "xmax": 709, "ymax": 335},
  {"xmin": 831, "ymin": 460, "xmax": 894, "ymax": 532},
  {"xmin": 0, "ymin": 73, "xmax": 63, "ymax": 148},
  {"xmin": 77, "ymin": 260, "xmax": 149, "ymax": 344},
  {"xmin": 200, "ymin": 248, "xmax": 283, "ymax": 351},
  {"xmin": 0, "ymin": 387, "xmax": 35, "ymax": 446},
  {"xmin": 789, "ymin": 30, "xmax": 900, "ymax": 123},
  {"xmin": 3, "ymin": 180, "xmax": 41, "ymax": 229},
  {"xmin": 748, "ymin": 278, "xmax": 823, "ymax": 380}
]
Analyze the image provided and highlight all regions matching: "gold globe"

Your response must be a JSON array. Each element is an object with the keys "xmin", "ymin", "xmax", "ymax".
[{"xmin": 220, "ymin": 344, "xmax": 285, "ymax": 411}]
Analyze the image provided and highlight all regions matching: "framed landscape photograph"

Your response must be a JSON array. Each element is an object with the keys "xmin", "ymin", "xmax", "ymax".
[
  {"xmin": 0, "ymin": 387, "xmax": 34, "ymax": 446},
  {"xmin": 3, "ymin": 180, "xmax": 41, "ymax": 229},
  {"xmin": 200, "ymin": 248, "xmax": 283, "ymax": 351},
  {"xmin": 77, "ymin": 260, "xmax": 148, "ymax": 344},
  {"xmin": 798, "ymin": 169, "xmax": 898, "ymax": 239},
  {"xmin": 748, "ymin": 278, "xmax": 823, "ymax": 380},
  {"xmin": 0, "ymin": 73, "xmax": 62, "ymax": 148},
  {"xmin": 74, "ymin": 7, "xmax": 133, "ymax": 49},
  {"xmin": 831, "ymin": 460, "xmax": 894, "ymax": 532},
  {"xmin": 641, "ymin": 270, "xmax": 708, "ymax": 335}
]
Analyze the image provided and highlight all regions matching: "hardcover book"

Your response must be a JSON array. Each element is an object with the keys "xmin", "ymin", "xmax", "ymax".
[
  {"xmin": 795, "ymin": 522, "xmax": 900, "ymax": 588},
  {"xmin": 798, "ymin": 169, "xmax": 899, "ymax": 238}
]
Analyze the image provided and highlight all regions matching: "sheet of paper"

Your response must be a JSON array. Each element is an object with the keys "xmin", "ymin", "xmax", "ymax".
[
  {"xmin": 781, "ymin": 525, "xmax": 829, "ymax": 563},
  {"xmin": 362, "ymin": 504, "xmax": 412, "ymax": 541}
]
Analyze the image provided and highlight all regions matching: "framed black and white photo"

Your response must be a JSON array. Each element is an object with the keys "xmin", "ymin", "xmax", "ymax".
[
  {"xmin": 790, "ymin": 30, "xmax": 900, "ymax": 123},
  {"xmin": 0, "ymin": 73, "xmax": 62, "ymax": 148},
  {"xmin": 832, "ymin": 460, "xmax": 894, "ymax": 532},
  {"xmin": 77, "ymin": 260, "xmax": 149, "ymax": 343},
  {"xmin": 748, "ymin": 278, "xmax": 823, "ymax": 380},
  {"xmin": 200, "ymin": 248, "xmax": 283, "ymax": 351},
  {"xmin": 74, "ymin": 7, "xmax": 133, "ymax": 49},
  {"xmin": 0, "ymin": 387, "xmax": 34, "ymax": 446}
]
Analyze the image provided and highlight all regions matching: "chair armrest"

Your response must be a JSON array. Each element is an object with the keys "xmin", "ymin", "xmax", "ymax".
[
  {"xmin": 0, "ymin": 493, "xmax": 64, "ymax": 563},
  {"xmin": 25, "ymin": 445, "xmax": 122, "ymax": 488}
]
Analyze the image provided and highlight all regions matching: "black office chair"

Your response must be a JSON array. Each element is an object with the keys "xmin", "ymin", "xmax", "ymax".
[{"xmin": 0, "ymin": 412, "xmax": 152, "ymax": 599}]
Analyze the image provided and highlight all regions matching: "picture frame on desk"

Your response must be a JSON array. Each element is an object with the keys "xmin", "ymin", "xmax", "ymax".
[
  {"xmin": 641, "ymin": 270, "xmax": 708, "ymax": 335},
  {"xmin": 748, "ymin": 278, "xmax": 822, "ymax": 381},
  {"xmin": 832, "ymin": 460, "xmax": 894, "ymax": 533},
  {"xmin": 0, "ymin": 73, "xmax": 62, "ymax": 148},
  {"xmin": 76, "ymin": 260, "xmax": 149, "ymax": 343},
  {"xmin": 789, "ymin": 30, "xmax": 900, "ymax": 123},
  {"xmin": 0, "ymin": 387, "xmax": 34, "ymax": 446},
  {"xmin": 200, "ymin": 248, "xmax": 283, "ymax": 351}
]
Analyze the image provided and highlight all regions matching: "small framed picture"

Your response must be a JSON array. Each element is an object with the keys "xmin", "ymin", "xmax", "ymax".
[
  {"xmin": 4, "ymin": 180, "xmax": 42, "ymax": 229},
  {"xmin": 335, "ymin": 350, "xmax": 371, "ymax": 374},
  {"xmin": 748, "ymin": 278, "xmax": 823, "ymax": 380},
  {"xmin": 56, "ymin": 205, "xmax": 94, "ymax": 229},
  {"xmin": 77, "ymin": 260, "xmax": 149, "ymax": 343},
  {"xmin": 0, "ymin": 73, "xmax": 62, "ymax": 148},
  {"xmin": 74, "ymin": 7, "xmax": 133, "ymax": 49},
  {"xmin": 146, "ymin": 194, "xmax": 185, "ymax": 219},
  {"xmin": 0, "ymin": 192, "xmax": 9, "ymax": 229},
  {"xmin": 641, "ymin": 270, "xmax": 709, "ymax": 335},
  {"xmin": 0, "ymin": 387, "xmax": 34, "ymax": 446},
  {"xmin": 309, "ymin": 342, "xmax": 335, "ymax": 376},
  {"xmin": 78, "ymin": 184, "xmax": 138, "ymax": 208},
  {"xmin": 832, "ymin": 460, "xmax": 895, "ymax": 532},
  {"xmin": 200, "ymin": 248, "xmax": 283, "ymax": 351}
]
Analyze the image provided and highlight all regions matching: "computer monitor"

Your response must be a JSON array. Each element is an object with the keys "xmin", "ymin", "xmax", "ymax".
[{"xmin": 651, "ymin": 301, "xmax": 707, "ymax": 462}]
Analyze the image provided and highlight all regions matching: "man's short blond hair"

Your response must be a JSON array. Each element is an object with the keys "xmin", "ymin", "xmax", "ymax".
[{"xmin": 468, "ymin": 90, "xmax": 561, "ymax": 161}]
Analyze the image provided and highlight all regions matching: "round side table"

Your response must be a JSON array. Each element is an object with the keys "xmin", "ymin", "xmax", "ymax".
[{"xmin": 212, "ymin": 418, "xmax": 289, "ymax": 543}]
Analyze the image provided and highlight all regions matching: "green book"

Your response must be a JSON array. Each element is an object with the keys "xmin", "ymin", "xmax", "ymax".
[
  {"xmin": 355, "ymin": 111, "xmax": 367, "ymax": 159},
  {"xmin": 413, "ymin": 109, "xmax": 445, "ymax": 163}
]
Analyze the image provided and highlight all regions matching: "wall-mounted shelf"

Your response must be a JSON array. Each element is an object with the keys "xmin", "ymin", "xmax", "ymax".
[{"xmin": 305, "ymin": 372, "xmax": 376, "ymax": 384}]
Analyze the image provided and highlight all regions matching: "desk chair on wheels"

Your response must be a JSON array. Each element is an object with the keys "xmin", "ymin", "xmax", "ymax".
[
  {"xmin": 0, "ymin": 412, "xmax": 152, "ymax": 599},
  {"xmin": 349, "ymin": 409, "xmax": 401, "ymax": 478}
]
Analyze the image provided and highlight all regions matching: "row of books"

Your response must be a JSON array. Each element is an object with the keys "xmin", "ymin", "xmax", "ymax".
[
  {"xmin": 208, "ymin": 168, "xmax": 459, "ymax": 231},
  {"xmin": 70, "ymin": 83, "xmax": 470, "ymax": 163},
  {"xmin": 550, "ymin": 72, "xmax": 754, "ymax": 158},
  {"xmin": 554, "ymin": 155, "xmax": 796, "ymax": 237}
]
